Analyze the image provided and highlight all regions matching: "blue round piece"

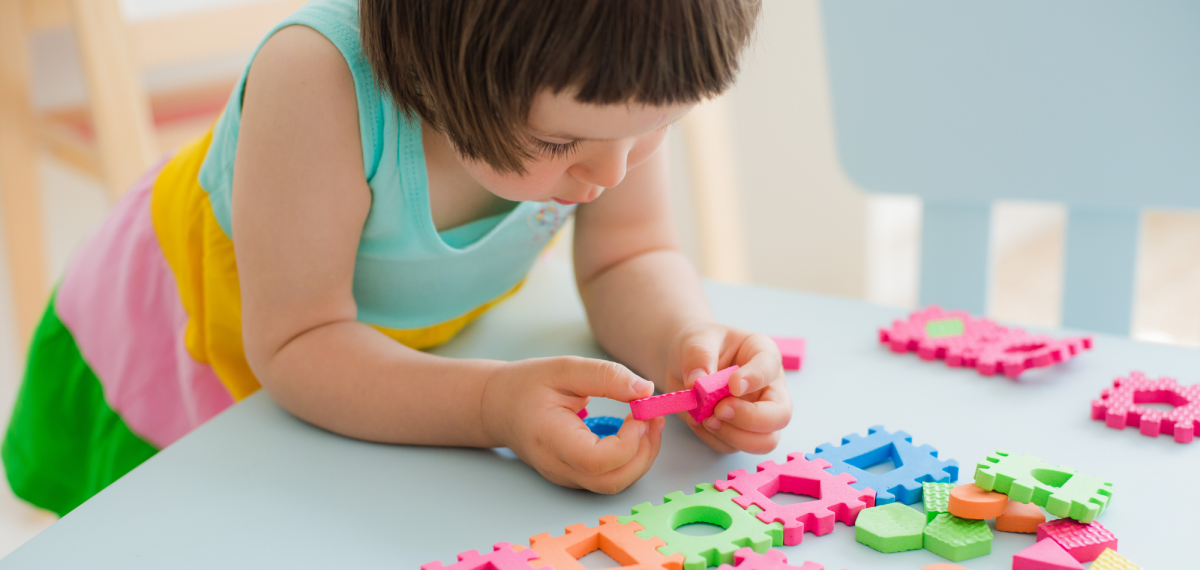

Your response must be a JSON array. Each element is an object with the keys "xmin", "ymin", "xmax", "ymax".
[{"xmin": 583, "ymin": 416, "xmax": 623, "ymax": 438}]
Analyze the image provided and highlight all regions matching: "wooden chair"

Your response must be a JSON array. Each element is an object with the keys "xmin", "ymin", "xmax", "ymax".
[
  {"xmin": 0, "ymin": 0, "xmax": 304, "ymax": 348},
  {"xmin": 819, "ymin": 1, "xmax": 1200, "ymax": 335}
]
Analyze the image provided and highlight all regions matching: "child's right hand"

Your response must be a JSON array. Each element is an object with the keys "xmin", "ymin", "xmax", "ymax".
[{"xmin": 481, "ymin": 357, "xmax": 665, "ymax": 494}]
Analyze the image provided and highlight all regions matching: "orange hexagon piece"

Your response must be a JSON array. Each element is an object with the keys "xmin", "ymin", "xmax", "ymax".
[
  {"xmin": 947, "ymin": 483, "xmax": 1009, "ymax": 519},
  {"xmin": 529, "ymin": 515, "xmax": 684, "ymax": 570}
]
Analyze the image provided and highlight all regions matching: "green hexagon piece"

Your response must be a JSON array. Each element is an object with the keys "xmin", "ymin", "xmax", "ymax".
[
  {"xmin": 618, "ymin": 483, "xmax": 783, "ymax": 570},
  {"xmin": 854, "ymin": 503, "xmax": 926, "ymax": 553},
  {"xmin": 922, "ymin": 482, "xmax": 957, "ymax": 523},
  {"xmin": 923, "ymin": 513, "xmax": 992, "ymax": 562}
]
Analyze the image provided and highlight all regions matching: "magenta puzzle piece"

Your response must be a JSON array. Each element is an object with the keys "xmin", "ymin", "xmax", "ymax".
[
  {"xmin": 421, "ymin": 543, "xmax": 539, "ymax": 570},
  {"xmin": 715, "ymin": 547, "xmax": 824, "ymax": 570},
  {"xmin": 629, "ymin": 366, "xmax": 739, "ymax": 422},
  {"xmin": 689, "ymin": 366, "xmax": 739, "ymax": 423},
  {"xmin": 771, "ymin": 337, "xmax": 806, "ymax": 371},
  {"xmin": 1092, "ymin": 371, "xmax": 1200, "ymax": 443},
  {"xmin": 1037, "ymin": 518, "xmax": 1118, "ymax": 563}
]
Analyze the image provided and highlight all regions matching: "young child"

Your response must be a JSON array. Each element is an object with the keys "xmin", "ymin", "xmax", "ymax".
[{"xmin": 4, "ymin": 0, "xmax": 791, "ymax": 515}]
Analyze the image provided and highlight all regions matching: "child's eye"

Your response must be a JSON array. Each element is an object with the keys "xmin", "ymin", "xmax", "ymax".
[{"xmin": 532, "ymin": 138, "xmax": 581, "ymax": 159}]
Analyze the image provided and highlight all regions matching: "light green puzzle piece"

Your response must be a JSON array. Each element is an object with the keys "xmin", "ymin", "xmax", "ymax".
[
  {"xmin": 922, "ymin": 482, "xmax": 957, "ymax": 523},
  {"xmin": 924, "ymin": 513, "xmax": 992, "ymax": 562},
  {"xmin": 974, "ymin": 450, "xmax": 1113, "ymax": 523},
  {"xmin": 855, "ymin": 503, "xmax": 926, "ymax": 553}
]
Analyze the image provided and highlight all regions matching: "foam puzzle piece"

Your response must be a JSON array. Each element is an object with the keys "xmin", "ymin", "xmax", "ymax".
[
  {"xmin": 715, "ymin": 453, "xmax": 876, "ymax": 545},
  {"xmin": 630, "ymin": 390, "xmax": 698, "ymax": 421},
  {"xmin": 922, "ymin": 513, "xmax": 992, "ymax": 562},
  {"xmin": 771, "ymin": 337, "xmax": 806, "ymax": 371},
  {"xmin": 1091, "ymin": 371, "xmax": 1200, "ymax": 443},
  {"xmin": 919, "ymin": 565, "xmax": 970, "ymax": 570},
  {"xmin": 1012, "ymin": 538, "xmax": 1085, "ymax": 570},
  {"xmin": 577, "ymin": 408, "xmax": 588, "ymax": 420},
  {"xmin": 583, "ymin": 416, "xmax": 623, "ymax": 438},
  {"xmin": 1037, "ymin": 518, "xmax": 1117, "ymax": 563},
  {"xmin": 974, "ymin": 451, "xmax": 1113, "ymax": 523},
  {"xmin": 715, "ymin": 548, "xmax": 823, "ymax": 570},
  {"xmin": 946, "ymin": 483, "xmax": 1008, "ymax": 520},
  {"xmin": 878, "ymin": 306, "xmax": 1092, "ymax": 378},
  {"xmin": 688, "ymin": 366, "xmax": 739, "ymax": 423},
  {"xmin": 805, "ymin": 425, "xmax": 959, "ymax": 505},
  {"xmin": 529, "ymin": 515, "xmax": 684, "ymax": 570},
  {"xmin": 996, "ymin": 500, "xmax": 1044, "ymax": 533},
  {"xmin": 1090, "ymin": 548, "xmax": 1142, "ymax": 570},
  {"xmin": 421, "ymin": 543, "xmax": 539, "ymax": 570},
  {"xmin": 854, "ymin": 503, "xmax": 925, "ymax": 553},
  {"xmin": 922, "ymin": 482, "xmax": 956, "ymax": 523},
  {"xmin": 619, "ymin": 483, "xmax": 783, "ymax": 570}
]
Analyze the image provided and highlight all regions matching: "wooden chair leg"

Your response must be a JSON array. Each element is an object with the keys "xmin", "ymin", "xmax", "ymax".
[
  {"xmin": 0, "ymin": 0, "xmax": 50, "ymax": 348},
  {"xmin": 69, "ymin": 0, "xmax": 158, "ymax": 201}
]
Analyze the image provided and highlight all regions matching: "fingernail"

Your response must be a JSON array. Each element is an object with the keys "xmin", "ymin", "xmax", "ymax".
[
  {"xmin": 737, "ymin": 379, "xmax": 749, "ymax": 395},
  {"xmin": 718, "ymin": 406, "xmax": 734, "ymax": 420},
  {"xmin": 687, "ymin": 368, "xmax": 706, "ymax": 384},
  {"xmin": 639, "ymin": 423, "xmax": 648, "ymax": 437},
  {"xmin": 656, "ymin": 420, "xmax": 665, "ymax": 434},
  {"xmin": 633, "ymin": 378, "xmax": 653, "ymax": 393},
  {"xmin": 706, "ymin": 417, "xmax": 722, "ymax": 430}
]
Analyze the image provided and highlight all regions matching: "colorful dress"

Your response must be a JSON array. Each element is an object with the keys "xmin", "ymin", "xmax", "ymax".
[{"xmin": 2, "ymin": 0, "xmax": 573, "ymax": 516}]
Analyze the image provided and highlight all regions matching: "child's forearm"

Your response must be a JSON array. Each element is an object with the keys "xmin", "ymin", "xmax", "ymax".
[
  {"xmin": 578, "ymin": 248, "xmax": 713, "ymax": 389},
  {"xmin": 251, "ymin": 319, "xmax": 504, "ymax": 447}
]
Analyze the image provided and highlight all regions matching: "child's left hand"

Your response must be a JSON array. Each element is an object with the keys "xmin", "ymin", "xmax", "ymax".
[{"xmin": 665, "ymin": 323, "xmax": 793, "ymax": 454}]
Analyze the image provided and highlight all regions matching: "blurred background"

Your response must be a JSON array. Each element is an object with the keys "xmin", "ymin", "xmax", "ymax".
[{"xmin": 0, "ymin": 0, "xmax": 1197, "ymax": 557}]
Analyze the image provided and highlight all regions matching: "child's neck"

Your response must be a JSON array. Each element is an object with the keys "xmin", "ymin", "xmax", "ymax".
[{"xmin": 422, "ymin": 122, "xmax": 517, "ymax": 232}]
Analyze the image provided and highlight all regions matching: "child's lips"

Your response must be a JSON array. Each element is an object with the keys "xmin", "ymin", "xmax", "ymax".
[{"xmin": 552, "ymin": 198, "xmax": 577, "ymax": 205}]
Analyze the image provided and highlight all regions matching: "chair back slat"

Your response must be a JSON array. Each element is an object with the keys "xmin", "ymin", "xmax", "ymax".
[
  {"xmin": 918, "ymin": 199, "xmax": 991, "ymax": 317},
  {"xmin": 1062, "ymin": 206, "xmax": 1141, "ymax": 334}
]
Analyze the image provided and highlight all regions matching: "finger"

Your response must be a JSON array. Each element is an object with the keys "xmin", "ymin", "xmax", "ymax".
[
  {"xmin": 710, "ymin": 382, "xmax": 793, "ymax": 433},
  {"xmin": 702, "ymin": 418, "xmax": 782, "ymax": 455},
  {"xmin": 729, "ymin": 334, "xmax": 785, "ymax": 397},
  {"xmin": 678, "ymin": 327, "xmax": 725, "ymax": 389},
  {"xmin": 578, "ymin": 416, "xmax": 665, "ymax": 494},
  {"xmin": 553, "ymin": 411, "xmax": 650, "ymax": 476},
  {"xmin": 550, "ymin": 357, "xmax": 654, "ymax": 402},
  {"xmin": 678, "ymin": 410, "xmax": 737, "ymax": 454}
]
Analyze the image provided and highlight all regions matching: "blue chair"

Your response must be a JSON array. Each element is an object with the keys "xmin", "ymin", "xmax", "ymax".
[{"xmin": 819, "ymin": 1, "xmax": 1200, "ymax": 335}]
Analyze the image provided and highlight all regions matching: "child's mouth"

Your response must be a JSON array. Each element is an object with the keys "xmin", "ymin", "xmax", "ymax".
[{"xmin": 552, "ymin": 198, "xmax": 576, "ymax": 205}]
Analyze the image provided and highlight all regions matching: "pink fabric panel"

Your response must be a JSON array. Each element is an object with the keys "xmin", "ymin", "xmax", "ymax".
[{"xmin": 56, "ymin": 160, "xmax": 234, "ymax": 449}]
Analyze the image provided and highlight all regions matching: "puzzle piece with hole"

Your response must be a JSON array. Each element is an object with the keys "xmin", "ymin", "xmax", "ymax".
[
  {"xmin": 974, "ymin": 451, "xmax": 1113, "ymax": 523},
  {"xmin": 421, "ymin": 543, "xmax": 539, "ymax": 570},
  {"xmin": 715, "ymin": 548, "xmax": 824, "ymax": 570},
  {"xmin": 805, "ymin": 425, "xmax": 959, "ymax": 505},
  {"xmin": 529, "ymin": 515, "xmax": 684, "ymax": 570},
  {"xmin": 1091, "ymin": 371, "xmax": 1200, "ymax": 443}
]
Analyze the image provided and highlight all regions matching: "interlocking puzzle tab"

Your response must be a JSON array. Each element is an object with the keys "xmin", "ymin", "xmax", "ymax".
[
  {"xmin": 421, "ymin": 543, "xmax": 539, "ymax": 570},
  {"xmin": 974, "ymin": 451, "xmax": 1113, "ymax": 523},
  {"xmin": 1091, "ymin": 371, "xmax": 1200, "ymax": 443},
  {"xmin": 630, "ymin": 366, "xmax": 739, "ymax": 422},
  {"xmin": 715, "ymin": 548, "xmax": 824, "ymax": 570},
  {"xmin": 529, "ymin": 515, "xmax": 684, "ymax": 570},
  {"xmin": 715, "ymin": 453, "xmax": 875, "ymax": 545},
  {"xmin": 770, "ymin": 337, "xmax": 805, "ymax": 371},
  {"xmin": 1037, "ymin": 518, "xmax": 1117, "ymax": 563},
  {"xmin": 878, "ymin": 306, "xmax": 1092, "ymax": 378},
  {"xmin": 619, "ymin": 483, "xmax": 782, "ymax": 570},
  {"xmin": 805, "ymin": 425, "xmax": 959, "ymax": 505}
]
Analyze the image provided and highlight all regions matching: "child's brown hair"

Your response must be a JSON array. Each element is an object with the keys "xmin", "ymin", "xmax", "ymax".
[{"xmin": 361, "ymin": 0, "xmax": 761, "ymax": 173}]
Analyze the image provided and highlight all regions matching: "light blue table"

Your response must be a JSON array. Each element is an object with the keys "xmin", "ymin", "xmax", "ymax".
[{"xmin": 2, "ymin": 261, "xmax": 1195, "ymax": 569}]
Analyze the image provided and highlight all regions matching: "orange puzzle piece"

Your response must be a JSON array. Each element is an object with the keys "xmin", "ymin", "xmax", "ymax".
[
  {"xmin": 529, "ymin": 515, "xmax": 685, "ymax": 570},
  {"xmin": 947, "ymin": 483, "xmax": 1008, "ymax": 520},
  {"xmin": 996, "ymin": 501, "xmax": 1045, "ymax": 533}
]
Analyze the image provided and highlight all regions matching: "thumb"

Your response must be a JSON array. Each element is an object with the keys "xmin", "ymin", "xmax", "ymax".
[
  {"xmin": 552, "ymin": 357, "xmax": 654, "ymax": 403},
  {"xmin": 678, "ymin": 327, "xmax": 724, "ymax": 389}
]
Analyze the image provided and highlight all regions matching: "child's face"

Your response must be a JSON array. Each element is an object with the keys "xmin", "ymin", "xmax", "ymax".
[{"xmin": 460, "ymin": 90, "xmax": 694, "ymax": 204}]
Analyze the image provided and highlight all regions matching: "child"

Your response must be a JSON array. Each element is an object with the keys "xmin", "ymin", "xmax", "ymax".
[{"xmin": 3, "ymin": 0, "xmax": 791, "ymax": 514}]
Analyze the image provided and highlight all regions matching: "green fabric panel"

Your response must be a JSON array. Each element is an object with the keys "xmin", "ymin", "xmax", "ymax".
[{"xmin": 3, "ymin": 295, "xmax": 158, "ymax": 516}]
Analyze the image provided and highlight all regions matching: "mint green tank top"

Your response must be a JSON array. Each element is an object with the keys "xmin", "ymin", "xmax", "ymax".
[{"xmin": 197, "ymin": 0, "xmax": 574, "ymax": 330}]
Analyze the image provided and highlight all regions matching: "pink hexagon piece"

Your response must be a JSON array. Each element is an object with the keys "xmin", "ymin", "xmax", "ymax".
[
  {"xmin": 1037, "ymin": 519, "xmax": 1118, "ymax": 563},
  {"xmin": 715, "ymin": 547, "xmax": 824, "ymax": 570},
  {"xmin": 714, "ymin": 453, "xmax": 876, "ymax": 546},
  {"xmin": 1092, "ymin": 372, "xmax": 1200, "ymax": 443},
  {"xmin": 421, "ymin": 543, "xmax": 539, "ymax": 570}
]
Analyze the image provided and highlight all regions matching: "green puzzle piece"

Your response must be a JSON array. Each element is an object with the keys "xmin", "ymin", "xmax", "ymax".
[
  {"xmin": 922, "ymin": 482, "xmax": 957, "ymax": 523},
  {"xmin": 974, "ymin": 450, "xmax": 1113, "ymax": 523},
  {"xmin": 855, "ymin": 503, "xmax": 926, "ymax": 553},
  {"xmin": 923, "ymin": 513, "xmax": 992, "ymax": 562},
  {"xmin": 618, "ymin": 483, "xmax": 783, "ymax": 570},
  {"xmin": 925, "ymin": 318, "xmax": 965, "ymax": 339}
]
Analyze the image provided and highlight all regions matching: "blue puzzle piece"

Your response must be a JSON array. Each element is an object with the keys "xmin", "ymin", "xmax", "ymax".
[
  {"xmin": 584, "ymin": 416, "xmax": 623, "ymax": 438},
  {"xmin": 805, "ymin": 425, "xmax": 958, "ymax": 505}
]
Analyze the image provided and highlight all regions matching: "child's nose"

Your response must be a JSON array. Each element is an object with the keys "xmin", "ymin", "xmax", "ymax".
[{"xmin": 569, "ymin": 146, "xmax": 629, "ymax": 189}]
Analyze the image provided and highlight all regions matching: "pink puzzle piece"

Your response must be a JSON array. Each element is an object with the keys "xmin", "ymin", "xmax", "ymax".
[
  {"xmin": 1037, "ymin": 519, "xmax": 1118, "ymax": 563},
  {"xmin": 629, "ymin": 366, "xmax": 739, "ymax": 422},
  {"xmin": 771, "ymin": 337, "xmax": 806, "ymax": 371},
  {"xmin": 715, "ymin": 547, "xmax": 824, "ymax": 570},
  {"xmin": 715, "ymin": 453, "xmax": 875, "ymax": 546},
  {"xmin": 421, "ymin": 543, "xmax": 539, "ymax": 570},
  {"xmin": 1013, "ymin": 538, "xmax": 1085, "ymax": 570},
  {"xmin": 1091, "ymin": 371, "xmax": 1200, "ymax": 443},
  {"xmin": 576, "ymin": 408, "xmax": 588, "ymax": 420}
]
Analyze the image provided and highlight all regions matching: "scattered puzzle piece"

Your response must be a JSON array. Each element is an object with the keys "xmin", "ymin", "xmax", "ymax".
[
  {"xmin": 1091, "ymin": 548, "xmax": 1142, "ymax": 570},
  {"xmin": 629, "ymin": 366, "xmax": 739, "ymax": 422},
  {"xmin": 583, "ymin": 416, "xmax": 623, "ymax": 438},
  {"xmin": 996, "ymin": 500, "xmax": 1044, "ymax": 533},
  {"xmin": 1091, "ymin": 371, "xmax": 1200, "ymax": 443},
  {"xmin": 771, "ymin": 337, "xmax": 806, "ymax": 371},
  {"xmin": 529, "ymin": 515, "xmax": 684, "ymax": 570},
  {"xmin": 922, "ymin": 482, "xmax": 956, "ymax": 523},
  {"xmin": 1012, "ymin": 537, "xmax": 1084, "ymax": 569},
  {"xmin": 689, "ymin": 366, "xmax": 739, "ymax": 423},
  {"xmin": 715, "ymin": 548, "xmax": 823, "ymax": 570},
  {"xmin": 974, "ymin": 451, "xmax": 1113, "ymax": 523},
  {"xmin": 805, "ymin": 425, "xmax": 959, "ymax": 505},
  {"xmin": 854, "ymin": 503, "xmax": 925, "ymax": 553},
  {"xmin": 716, "ymin": 453, "xmax": 875, "ymax": 545},
  {"xmin": 421, "ymin": 543, "xmax": 539, "ymax": 570},
  {"xmin": 919, "ymin": 565, "xmax": 970, "ymax": 570},
  {"xmin": 947, "ymin": 483, "xmax": 1007, "ymax": 520},
  {"xmin": 1037, "ymin": 518, "xmax": 1117, "ymax": 563},
  {"xmin": 619, "ymin": 483, "xmax": 783, "ymax": 570},
  {"xmin": 923, "ymin": 513, "xmax": 992, "ymax": 562}
]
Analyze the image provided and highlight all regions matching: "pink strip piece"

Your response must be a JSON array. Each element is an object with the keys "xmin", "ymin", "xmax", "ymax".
[
  {"xmin": 689, "ymin": 366, "xmax": 739, "ymax": 423},
  {"xmin": 630, "ymin": 390, "xmax": 697, "ymax": 420},
  {"xmin": 772, "ymin": 337, "xmax": 805, "ymax": 371},
  {"xmin": 56, "ymin": 160, "xmax": 234, "ymax": 449}
]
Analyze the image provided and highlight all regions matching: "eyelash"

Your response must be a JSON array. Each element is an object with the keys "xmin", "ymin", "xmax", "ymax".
[{"xmin": 531, "ymin": 121, "xmax": 679, "ymax": 159}]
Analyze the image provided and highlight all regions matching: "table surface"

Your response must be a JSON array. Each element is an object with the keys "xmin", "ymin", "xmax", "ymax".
[{"xmin": 3, "ymin": 261, "xmax": 1196, "ymax": 569}]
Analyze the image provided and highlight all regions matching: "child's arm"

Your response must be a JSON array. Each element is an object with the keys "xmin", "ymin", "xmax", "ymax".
[
  {"xmin": 232, "ymin": 26, "xmax": 663, "ymax": 493},
  {"xmin": 574, "ymin": 139, "xmax": 792, "ymax": 454}
]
